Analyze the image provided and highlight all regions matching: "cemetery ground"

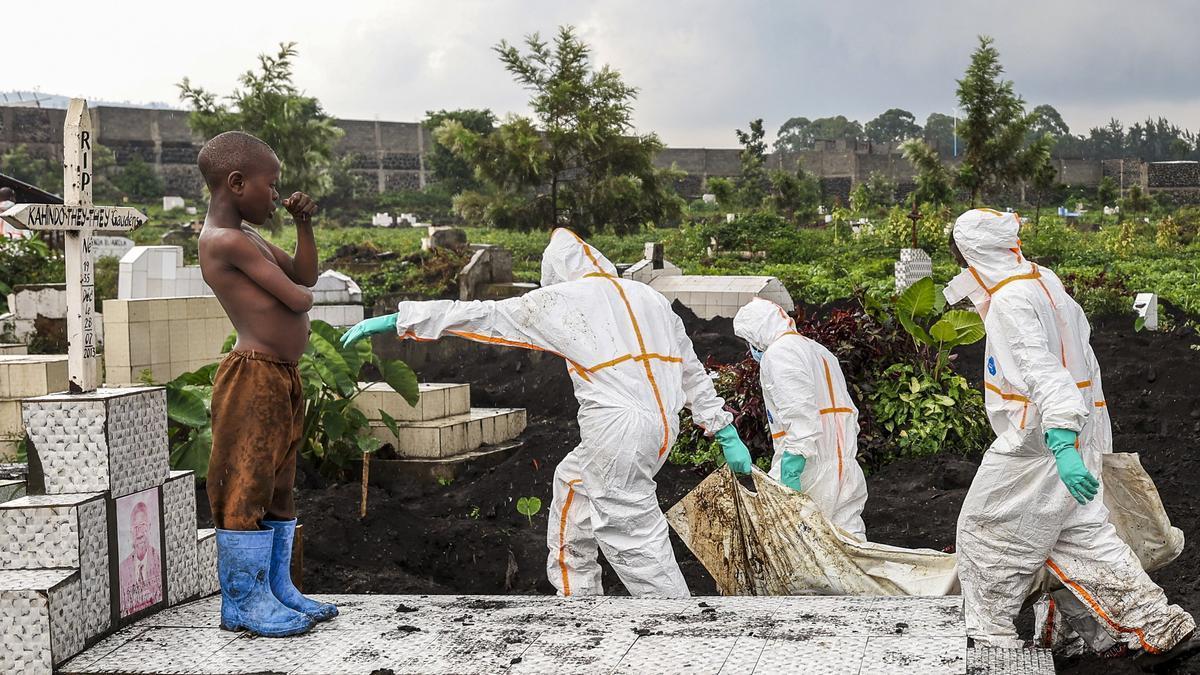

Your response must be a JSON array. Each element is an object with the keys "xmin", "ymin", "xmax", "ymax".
[{"xmin": 182, "ymin": 302, "xmax": 1200, "ymax": 674}]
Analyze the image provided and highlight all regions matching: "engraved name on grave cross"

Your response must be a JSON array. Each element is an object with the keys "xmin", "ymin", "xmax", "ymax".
[{"xmin": 1, "ymin": 99, "xmax": 148, "ymax": 392}]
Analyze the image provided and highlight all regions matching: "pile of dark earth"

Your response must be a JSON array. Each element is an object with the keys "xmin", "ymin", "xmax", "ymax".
[{"xmin": 196, "ymin": 301, "xmax": 1199, "ymax": 674}]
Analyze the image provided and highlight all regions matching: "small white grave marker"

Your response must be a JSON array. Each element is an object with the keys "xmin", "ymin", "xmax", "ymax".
[
  {"xmin": 1, "ymin": 99, "xmax": 148, "ymax": 392},
  {"xmin": 1133, "ymin": 293, "xmax": 1159, "ymax": 331}
]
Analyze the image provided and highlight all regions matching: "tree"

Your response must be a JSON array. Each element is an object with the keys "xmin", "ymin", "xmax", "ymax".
[
  {"xmin": 1027, "ymin": 147, "xmax": 1057, "ymax": 229},
  {"xmin": 767, "ymin": 163, "xmax": 821, "ymax": 222},
  {"xmin": 1027, "ymin": 104, "xmax": 1069, "ymax": 141},
  {"xmin": 1087, "ymin": 119, "xmax": 1126, "ymax": 159},
  {"xmin": 177, "ymin": 43, "xmax": 344, "ymax": 205},
  {"xmin": 423, "ymin": 109, "xmax": 496, "ymax": 193},
  {"xmin": 954, "ymin": 36, "xmax": 1043, "ymax": 205},
  {"xmin": 922, "ymin": 113, "xmax": 957, "ymax": 156},
  {"xmin": 112, "ymin": 156, "xmax": 165, "ymax": 201},
  {"xmin": 1, "ymin": 144, "xmax": 63, "ymax": 194},
  {"xmin": 438, "ymin": 26, "xmax": 679, "ymax": 234},
  {"xmin": 900, "ymin": 138, "xmax": 955, "ymax": 207},
  {"xmin": 734, "ymin": 118, "xmax": 769, "ymax": 207},
  {"xmin": 774, "ymin": 115, "xmax": 862, "ymax": 152},
  {"xmin": 865, "ymin": 108, "xmax": 921, "ymax": 144}
]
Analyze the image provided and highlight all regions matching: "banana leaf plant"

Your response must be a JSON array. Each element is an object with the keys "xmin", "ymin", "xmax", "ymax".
[
  {"xmin": 895, "ymin": 277, "xmax": 986, "ymax": 376},
  {"xmin": 164, "ymin": 321, "xmax": 419, "ymax": 481}
]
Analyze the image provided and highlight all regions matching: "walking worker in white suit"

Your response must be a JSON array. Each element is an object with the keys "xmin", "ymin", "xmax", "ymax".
[
  {"xmin": 341, "ymin": 228, "xmax": 754, "ymax": 597},
  {"xmin": 947, "ymin": 208, "xmax": 1198, "ymax": 668},
  {"xmin": 732, "ymin": 297, "xmax": 868, "ymax": 540}
]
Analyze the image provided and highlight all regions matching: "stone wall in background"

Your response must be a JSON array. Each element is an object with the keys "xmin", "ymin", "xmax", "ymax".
[{"xmin": 0, "ymin": 104, "xmax": 1143, "ymax": 202}]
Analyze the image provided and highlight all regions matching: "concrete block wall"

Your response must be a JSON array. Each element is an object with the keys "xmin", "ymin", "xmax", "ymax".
[
  {"xmin": 0, "ymin": 355, "xmax": 71, "ymax": 460},
  {"xmin": 102, "ymin": 297, "xmax": 232, "ymax": 385}
]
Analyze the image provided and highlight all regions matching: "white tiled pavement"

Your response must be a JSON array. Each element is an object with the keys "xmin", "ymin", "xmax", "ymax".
[{"xmin": 59, "ymin": 594, "xmax": 1055, "ymax": 674}]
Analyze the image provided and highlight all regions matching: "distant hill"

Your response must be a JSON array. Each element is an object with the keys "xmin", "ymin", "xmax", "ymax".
[{"xmin": 0, "ymin": 91, "xmax": 177, "ymax": 109}]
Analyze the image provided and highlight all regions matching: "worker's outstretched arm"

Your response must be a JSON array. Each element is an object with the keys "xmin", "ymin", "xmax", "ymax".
[
  {"xmin": 341, "ymin": 291, "xmax": 587, "ymax": 373},
  {"xmin": 671, "ymin": 311, "xmax": 733, "ymax": 434}
]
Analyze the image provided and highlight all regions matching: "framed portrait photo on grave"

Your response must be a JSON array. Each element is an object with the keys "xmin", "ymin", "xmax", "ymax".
[{"xmin": 111, "ymin": 486, "xmax": 168, "ymax": 621}]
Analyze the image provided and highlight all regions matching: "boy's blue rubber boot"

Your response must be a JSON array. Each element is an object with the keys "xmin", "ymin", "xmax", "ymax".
[
  {"xmin": 263, "ymin": 519, "xmax": 339, "ymax": 622},
  {"xmin": 216, "ymin": 528, "xmax": 314, "ymax": 637}
]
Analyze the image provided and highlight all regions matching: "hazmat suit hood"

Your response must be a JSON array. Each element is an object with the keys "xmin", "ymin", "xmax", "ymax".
[
  {"xmin": 733, "ymin": 298, "xmax": 797, "ymax": 352},
  {"xmin": 944, "ymin": 209, "xmax": 1034, "ymax": 314},
  {"xmin": 540, "ymin": 228, "xmax": 619, "ymax": 287}
]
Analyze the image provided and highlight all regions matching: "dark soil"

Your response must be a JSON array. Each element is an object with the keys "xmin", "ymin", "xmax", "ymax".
[{"xmin": 199, "ymin": 303, "xmax": 1200, "ymax": 673}]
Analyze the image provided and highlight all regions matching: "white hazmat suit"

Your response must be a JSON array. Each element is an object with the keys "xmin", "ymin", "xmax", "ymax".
[
  {"xmin": 948, "ymin": 208, "xmax": 1194, "ymax": 652},
  {"xmin": 389, "ymin": 229, "xmax": 733, "ymax": 597},
  {"xmin": 732, "ymin": 298, "xmax": 868, "ymax": 540}
]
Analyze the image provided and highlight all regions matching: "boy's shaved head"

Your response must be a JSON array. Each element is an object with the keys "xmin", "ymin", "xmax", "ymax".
[{"xmin": 197, "ymin": 131, "xmax": 277, "ymax": 189}]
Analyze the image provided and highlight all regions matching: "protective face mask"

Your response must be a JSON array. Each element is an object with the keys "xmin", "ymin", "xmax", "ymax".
[
  {"xmin": 750, "ymin": 347, "xmax": 764, "ymax": 362},
  {"xmin": 944, "ymin": 268, "xmax": 991, "ymax": 319}
]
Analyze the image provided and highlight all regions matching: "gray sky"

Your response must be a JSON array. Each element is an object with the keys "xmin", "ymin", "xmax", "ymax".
[{"xmin": 8, "ymin": 1, "xmax": 1200, "ymax": 147}]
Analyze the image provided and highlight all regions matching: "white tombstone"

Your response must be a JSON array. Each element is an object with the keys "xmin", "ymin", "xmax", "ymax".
[
  {"xmin": 371, "ymin": 212, "xmax": 394, "ymax": 228},
  {"xmin": 701, "ymin": 193, "xmax": 717, "ymax": 205},
  {"xmin": 725, "ymin": 213, "xmax": 736, "ymax": 223},
  {"xmin": 185, "ymin": 207, "xmax": 197, "ymax": 215},
  {"xmin": 1133, "ymin": 293, "xmax": 1159, "ymax": 331},
  {"xmin": 118, "ymin": 246, "xmax": 211, "ymax": 299},
  {"xmin": 650, "ymin": 275, "xmax": 794, "ymax": 320},
  {"xmin": 0, "ymin": 99, "xmax": 147, "ymax": 392},
  {"xmin": 308, "ymin": 270, "xmax": 364, "ymax": 327},
  {"xmin": 162, "ymin": 196, "xmax": 185, "ymax": 211},
  {"xmin": 895, "ymin": 248, "xmax": 933, "ymax": 293}
]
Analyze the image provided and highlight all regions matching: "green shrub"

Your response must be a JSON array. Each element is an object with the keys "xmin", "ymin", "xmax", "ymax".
[
  {"xmin": 165, "ymin": 321, "xmax": 418, "ymax": 480},
  {"xmin": 869, "ymin": 363, "xmax": 990, "ymax": 460}
]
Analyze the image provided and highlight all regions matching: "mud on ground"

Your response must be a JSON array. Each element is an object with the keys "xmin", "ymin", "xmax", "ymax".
[{"xmin": 199, "ymin": 303, "xmax": 1200, "ymax": 673}]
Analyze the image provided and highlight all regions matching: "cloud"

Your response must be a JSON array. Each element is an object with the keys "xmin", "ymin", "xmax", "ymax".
[{"xmin": 7, "ymin": 0, "xmax": 1200, "ymax": 146}]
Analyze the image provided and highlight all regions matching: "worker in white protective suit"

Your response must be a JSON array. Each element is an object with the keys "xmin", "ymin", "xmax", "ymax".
[
  {"xmin": 732, "ymin": 298, "xmax": 868, "ymax": 541},
  {"xmin": 947, "ymin": 208, "xmax": 1198, "ymax": 667},
  {"xmin": 340, "ymin": 228, "xmax": 752, "ymax": 598}
]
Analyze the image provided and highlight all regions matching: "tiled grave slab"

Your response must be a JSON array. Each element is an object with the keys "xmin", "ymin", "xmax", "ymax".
[
  {"xmin": 197, "ymin": 528, "xmax": 218, "ymax": 597},
  {"xmin": 162, "ymin": 471, "xmax": 199, "ymax": 604},
  {"xmin": 0, "ymin": 568, "xmax": 84, "ymax": 672},
  {"xmin": 23, "ymin": 386, "xmax": 169, "ymax": 497},
  {"xmin": 966, "ymin": 647, "xmax": 1058, "ymax": 674},
  {"xmin": 860, "ymin": 636, "xmax": 965, "ymax": 675},
  {"xmin": 0, "ymin": 476, "xmax": 25, "ymax": 502},
  {"xmin": 63, "ymin": 594, "xmax": 1054, "ymax": 674},
  {"xmin": 0, "ymin": 493, "xmax": 110, "ymax": 639}
]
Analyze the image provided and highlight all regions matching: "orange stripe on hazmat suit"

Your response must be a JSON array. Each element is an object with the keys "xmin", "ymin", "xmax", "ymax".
[{"xmin": 391, "ymin": 229, "xmax": 733, "ymax": 598}]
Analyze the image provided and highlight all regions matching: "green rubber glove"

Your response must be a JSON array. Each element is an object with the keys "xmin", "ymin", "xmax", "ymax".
[
  {"xmin": 780, "ymin": 454, "xmax": 806, "ymax": 491},
  {"xmin": 1046, "ymin": 428, "xmax": 1099, "ymax": 505},
  {"xmin": 714, "ymin": 425, "xmax": 753, "ymax": 475},
  {"xmin": 340, "ymin": 313, "xmax": 399, "ymax": 348}
]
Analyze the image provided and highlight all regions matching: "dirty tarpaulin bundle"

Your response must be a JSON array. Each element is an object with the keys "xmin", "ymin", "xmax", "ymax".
[
  {"xmin": 668, "ymin": 454, "xmax": 1182, "ymax": 598},
  {"xmin": 666, "ymin": 466, "xmax": 960, "ymax": 597}
]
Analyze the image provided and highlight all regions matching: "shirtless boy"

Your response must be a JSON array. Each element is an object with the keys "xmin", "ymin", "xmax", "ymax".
[{"xmin": 197, "ymin": 131, "xmax": 336, "ymax": 637}]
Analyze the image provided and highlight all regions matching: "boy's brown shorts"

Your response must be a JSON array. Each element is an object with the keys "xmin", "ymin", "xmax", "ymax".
[{"xmin": 207, "ymin": 350, "xmax": 305, "ymax": 531}]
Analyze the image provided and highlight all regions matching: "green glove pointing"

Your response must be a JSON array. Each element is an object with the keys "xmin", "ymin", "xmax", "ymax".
[{"xmin": 340, "ymin": 313, "xmax": 398, "ymax": 349}]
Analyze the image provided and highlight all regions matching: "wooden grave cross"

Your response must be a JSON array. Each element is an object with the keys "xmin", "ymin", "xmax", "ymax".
[{"xmin": 0, "ymin": 98, "xmax": 148, "ymax": 393}]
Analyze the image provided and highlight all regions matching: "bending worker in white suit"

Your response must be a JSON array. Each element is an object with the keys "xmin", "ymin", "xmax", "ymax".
[
  {"xmin": 947, "ymin": 208, "xmax": 1197, "ymax": 667},
  {"xmin": 732, "ymin": 298, "xmax": 868, "ymax": 541},
  {"xmin": 341, "ymin": 228, "xmax": 752, "ymax": 598}
]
